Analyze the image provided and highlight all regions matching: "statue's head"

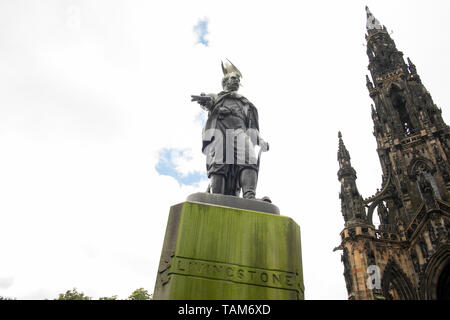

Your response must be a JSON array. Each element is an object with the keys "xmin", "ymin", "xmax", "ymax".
[
  {"xmin": 221, "ymin": 60, "xmax": 242, "ymax": 92},
  {"xmin": 222, "ymin": 72, "xmax": 241, "ymax": 92}
]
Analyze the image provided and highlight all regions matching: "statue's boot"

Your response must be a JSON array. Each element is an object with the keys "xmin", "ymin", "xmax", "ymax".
[
  {"xmin": 240, "ymin": 169, "xmax": 257, "ymax": 199},
  {"xmin": 210, "ymin": 174, "xmax": 225, "ymax": 194}
]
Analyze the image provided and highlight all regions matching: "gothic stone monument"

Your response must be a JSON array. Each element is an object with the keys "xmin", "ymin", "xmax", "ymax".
[
  {"xmin": 153, "ymin": 61, "xmax": 304, "ymax": 300},
  {"xmin": 335, "ymin": 7, "xmax": 450, "ymax": 300}
]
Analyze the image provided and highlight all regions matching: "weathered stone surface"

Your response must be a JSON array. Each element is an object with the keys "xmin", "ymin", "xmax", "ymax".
[
  {"xmin": 153, "ymin": 201, "xmax": 304, "ymax": 300},
  {"xmin": 186, "ymin": 192, "xmax": 280, "ymax": 215},
  {"xmin": 336, "ymin": 8, "xmax": 450, "ymax": 300}
]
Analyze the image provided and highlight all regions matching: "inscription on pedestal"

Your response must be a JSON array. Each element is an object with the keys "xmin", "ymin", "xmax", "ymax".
[
  {"xmin": 166, "ymin": 256, "xmax": 302, "ymax": 294},
  {"xmin": 153, "ymin": 200, "xmax": 304, "ymax": 300}
]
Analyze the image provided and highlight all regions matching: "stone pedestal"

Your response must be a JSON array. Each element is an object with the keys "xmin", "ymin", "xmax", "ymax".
[{"xmin": 153, "ymin": 193, "xmax": 304, "ymax": 300}]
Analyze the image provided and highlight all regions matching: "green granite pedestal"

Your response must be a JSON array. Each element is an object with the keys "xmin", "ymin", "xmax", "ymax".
[{"xmin": 153, "ymin": 193, "xmax": 304, "ymax": 300}]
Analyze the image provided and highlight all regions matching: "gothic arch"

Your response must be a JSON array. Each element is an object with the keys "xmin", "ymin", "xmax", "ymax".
[
  {"xmin": 408, "ymin": 157, "xmax": 441, "ymax": 200},
  {"xmin": 388, "ymin": 83, "xmax": 416, "ymax": 134},
  {"xmin": 387, "ymin": 82, "xmax": 405, "ymax": 95},
  {"xmin": 421, "ymin": 245, "xmax": 450, "ymax": 300},
  {"xmin": 367, "ymin": 197, "xmax": 390, "ymax": 225},
  {"xmin": 382, "ymin": 259, "xmax": 418, "ymax": 300},
  {"xmin": 407, "ymin": 157, "xmax": 436, "ymax": 179}
]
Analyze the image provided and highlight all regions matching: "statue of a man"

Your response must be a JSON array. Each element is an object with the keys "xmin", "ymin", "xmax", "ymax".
[
  {"xmin": 192, "ymin": 60, "xmax": 269, "ymax": 199},
  {"xmin": 377, "ymin": 202, "xmax": 389, "ymax": 225}
]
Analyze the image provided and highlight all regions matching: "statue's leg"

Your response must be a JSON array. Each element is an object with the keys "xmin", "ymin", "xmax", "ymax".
[
  {"xmin": 240, "ymin": 168, "xmax": 257, "ymax": 199},
  {"xmin": 210, "ymin": 174, "xmax": 226, "ymax": 194}
]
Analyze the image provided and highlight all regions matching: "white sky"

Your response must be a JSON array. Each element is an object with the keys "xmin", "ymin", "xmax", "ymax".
[{"xmin": 0, "ymin": 0, "xmax": 449, "ymax": 300}]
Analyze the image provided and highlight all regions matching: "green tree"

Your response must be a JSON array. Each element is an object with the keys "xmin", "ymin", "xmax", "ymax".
[
  {"xmin": 128, "ymin": 288, "xmax": 152, "ymax": 300},
  {"xmin": 56, "ymin": 288, "xmax": 91, "ymax": 300},
  {"xmin": 99, "ymin": 295, "xmax": 118, "ymax": 300}
]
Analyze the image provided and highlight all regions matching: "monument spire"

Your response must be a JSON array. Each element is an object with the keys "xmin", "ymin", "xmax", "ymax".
[
  {"xmin": 365, "ymin": 6, "xmax": 406, "ymax": 82},
  {"xmin": 365, "ymin": 6, "xmax": 383, "ymax": 31},
  {"xmin": 337, "ymin": 132, "xmax": 368, "ymax": 226},
  {"xmin": 336, "ymin": 7, "xmax": 450, "ymax": 300},
  {"xmin": 337, "ymin": 131, "xmax": 350, "ymax": 163}
]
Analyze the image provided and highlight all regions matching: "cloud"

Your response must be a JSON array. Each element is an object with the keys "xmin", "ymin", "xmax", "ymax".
[
  {"xmin": 0, "ymin": 277, "xmax": 14, "ymax": 290},
  {"xmin": 156, "ymin": 148, "xmax": 208, "ymax": 186},
  {"xmin": 194, "ymin": 110, "xmax": 207, "ymax": 126},
  {"xmin": 193, "ymin": 18, "xmax": 209, "ymax": 46}
]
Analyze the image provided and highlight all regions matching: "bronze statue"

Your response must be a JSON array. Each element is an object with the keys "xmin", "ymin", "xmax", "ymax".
[{"xmin": 191, "ymin": 60, "xmax": 269, "ymax": 200}]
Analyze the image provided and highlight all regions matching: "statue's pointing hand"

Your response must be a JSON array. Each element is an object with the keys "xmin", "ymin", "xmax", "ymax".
[{"xmin": 191, "ymin": 93, "xmax": 212, "ymax": 107}]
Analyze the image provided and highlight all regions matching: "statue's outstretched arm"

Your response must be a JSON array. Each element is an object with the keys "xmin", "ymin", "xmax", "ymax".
[{"xmin": 191, "ymin": 93, "xmax": 216, "ymax": 111}]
